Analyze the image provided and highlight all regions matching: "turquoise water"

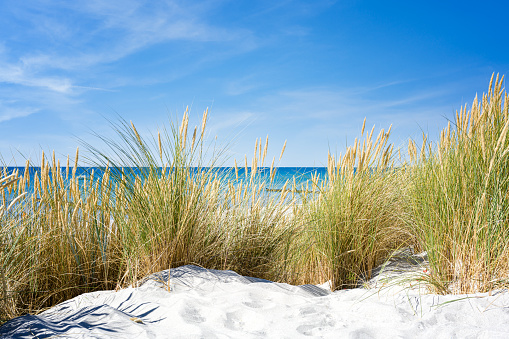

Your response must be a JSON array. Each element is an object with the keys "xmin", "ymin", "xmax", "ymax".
[
  {"xmin": 2, "ymin": 167, "xmax": 329, "ymax": 199},
  {"xmin": 217, "ymin": 167, "xmax": 328, "ymax": 190}
]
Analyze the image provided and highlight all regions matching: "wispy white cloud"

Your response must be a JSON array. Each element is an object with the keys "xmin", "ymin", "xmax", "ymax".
[
  {"xmin": 224, "ymin": 75, "xmax": 262, "ymax": 96},
  {"xmin": 71, "ymin": 85, "xmax": 118, "ymax": 92},
  {"xmin": 261, "ymin": 81, "xmax": 455, "ymax": 122},
  {"xmin": 0, "ymin": 106, "xmax": 39, "ymax": 123},
  {"xmin": 242, "ymin": 83, "xmax": 457, "ymax": 149},
  {"xmin": 0, "ymin": 0, "xmax": 260, "ymax": 130},
  {"xmin": 211, "ymin": 82, "xmax": 457, "ymax": 166},
  {"xmin": 0, "ymin": 62, "xmax": 72, "ymax": 93},
  {"xmin": 0, "ymin": 79, "xmax": 86, "ymax": 127},
  {"xmin": 12, "ymin": 1, "xmax": 255, "ymax": 72},
  {"xmin": 207, "ymin": 111, "xmax": 255, "ymax": 137}
]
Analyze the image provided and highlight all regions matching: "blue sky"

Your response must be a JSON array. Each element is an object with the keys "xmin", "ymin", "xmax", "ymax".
[{"xmin": 1, "ymin": 0, "xmax": 508, "ymax": 166}]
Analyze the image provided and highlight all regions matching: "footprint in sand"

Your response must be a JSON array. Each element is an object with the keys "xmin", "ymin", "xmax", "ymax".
[
  {"xmin": 242, "ymin": 300, "xmax": 264, "ymax": 309},
  {"xmin": 224, "ymin": 312, "xmax": 244, "ymax": 331},
  {"xmin": 349, "ymin": 328, "xmax": 376, "ymax": 339},
  {"xmin": 180, "ymin": 304, "xmax": 205, "ymax": 324},
  {"xmin": 299, "ymin": 306, "xmax": 319, "ymax": 316},
  {"xmin": 296, "ymin": 313, "xmax": 336, "ymax": 336},
  {"xmin": 241, "ymin": 291, "xmax": 274, "ymax": 309}
]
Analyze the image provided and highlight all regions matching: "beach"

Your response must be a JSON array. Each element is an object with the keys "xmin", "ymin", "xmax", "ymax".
[
  {"xmin": 2, "ymin": 76, "xmax": 509, "ymax": 338},
  {"xmin": 2, "ymin": 2, "xmax": 509, "ymax": 337},
  {"xmin": 2, "ymin": 253, "xmax": 509, "ymax": 338}
]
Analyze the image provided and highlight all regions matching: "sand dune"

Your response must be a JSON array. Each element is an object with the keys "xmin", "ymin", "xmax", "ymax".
[{"xmin": 2, "ymin": 257, "xmax": 509, "ymax": 338}]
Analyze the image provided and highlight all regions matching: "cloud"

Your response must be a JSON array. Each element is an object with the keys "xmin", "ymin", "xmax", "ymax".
[
  {"xmin": 224, "ymin": 75, "xmax": 262, "ymax": 96},
  {"xmin": 71, "ymin": 85, "xmax": 118, "ymax": 92},
  {"xmin": 9, "ymin": 1, "xmax": 255, "ymax": 72},
  {"xmin": 0, "ymin": 105, "xmax": 39, "ymax": 123},
  {"xmin": 0, "ymin": 80, "xmax": 85, "ymax": 127},
  {"xmin": 240, "ymin": 81, "xmax": 457, "ymax": 149},
  {"xmin": 0, "ymin": 63, "xmax": 72, "ymax": 93},
  {"xmin": 260, "ymin": 80, "xmax": 454, "ymax": 122},
  {"xmin": 207, "ymin": 111, "xmax": 256, "ymax": 137},
  {"xmin": 210, "ymin": 81, "xmax": 457, "ymax": 166},
  {"xmin": 0, "ymin": 0, "xmax": 261, "ymax": 128},
  {"xmin": 0, "ymin": 0, "xmax": 260, "ymax": 112}
]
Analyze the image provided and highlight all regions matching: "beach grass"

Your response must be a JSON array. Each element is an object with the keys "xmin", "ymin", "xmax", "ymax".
[
  {"xmin": 406, "ymin": 74, "xmax": 509, "ymax": 294},
  {"xmin": 300, "ymin": 120, "xmax": 412, "ymax": 290},
  {"xmin": 0, "ymin": 73, "xmax": 508, "ymax": 323}
]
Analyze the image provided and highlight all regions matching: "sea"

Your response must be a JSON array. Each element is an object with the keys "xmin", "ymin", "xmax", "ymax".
[{"xmin": 1, "ymin": 167, "xmax": 329, "ymax": 200}]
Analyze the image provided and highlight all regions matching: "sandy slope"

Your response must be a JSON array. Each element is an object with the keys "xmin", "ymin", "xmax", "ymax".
[{"xmin": 2, "ymin": 258, "xmax": 509, "ymax": 338}]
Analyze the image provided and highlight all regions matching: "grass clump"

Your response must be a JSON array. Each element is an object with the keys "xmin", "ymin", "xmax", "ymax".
[
  {"xmin": 302, "ymin": 120, "xmax": 411, "ymax": 289},
  {"xmin": 0, "ymin": 173, "xmax": 29, "ymax": 322},
  {"xmin": 83, "ymin": 109, "xmax": 227, "ymax": 284},
  {"xmin": 84, "ymin": 109, "xmax": 299, "ymax": 284},
  {"xmin": 407, "ymin": 74, "xmax": 509, "ymax": 294},
  {"xmin": 0, "ymin": 154, "xmax": 123, "ymax": 322}
]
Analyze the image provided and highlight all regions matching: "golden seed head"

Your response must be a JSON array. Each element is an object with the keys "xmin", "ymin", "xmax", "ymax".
[
  {"xmin": 191, "ymin": 126, "xmax": 197, "ymax": 150},
  {"xmin": 279, "ymin": 140, "xmax": 287, "ymax": 161},
  {"xmin": 201, "ymin": 108, "xmax": 208, "ymax": 139},
  {"xmin": 262, "ymin": 135, "xmax": 268, "ymax": 166},
  {"xmin": 131, "ymin": 121, "xmax": 142, "ymax": 144},
  {"xmin": 158, "ymin": 132, "xmax": 163, "ymax": 160}
]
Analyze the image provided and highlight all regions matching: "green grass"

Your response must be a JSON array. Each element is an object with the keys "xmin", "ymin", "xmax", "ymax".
[
  {"xmin": 302, "ymin": 122, "xmax": 412, "ymax": 289},
  {"xmin": 1, "ymin": 73, "xmax": 508, "ymax": 323},
  {"xmin": 406, "ymin": 74, "xmax": 509, "ymax": 293}
]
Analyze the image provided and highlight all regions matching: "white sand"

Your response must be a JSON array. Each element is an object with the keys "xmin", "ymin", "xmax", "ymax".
[{"xmin": 2, "ymin": 254, "xmax": 509, "ymax": 338}]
